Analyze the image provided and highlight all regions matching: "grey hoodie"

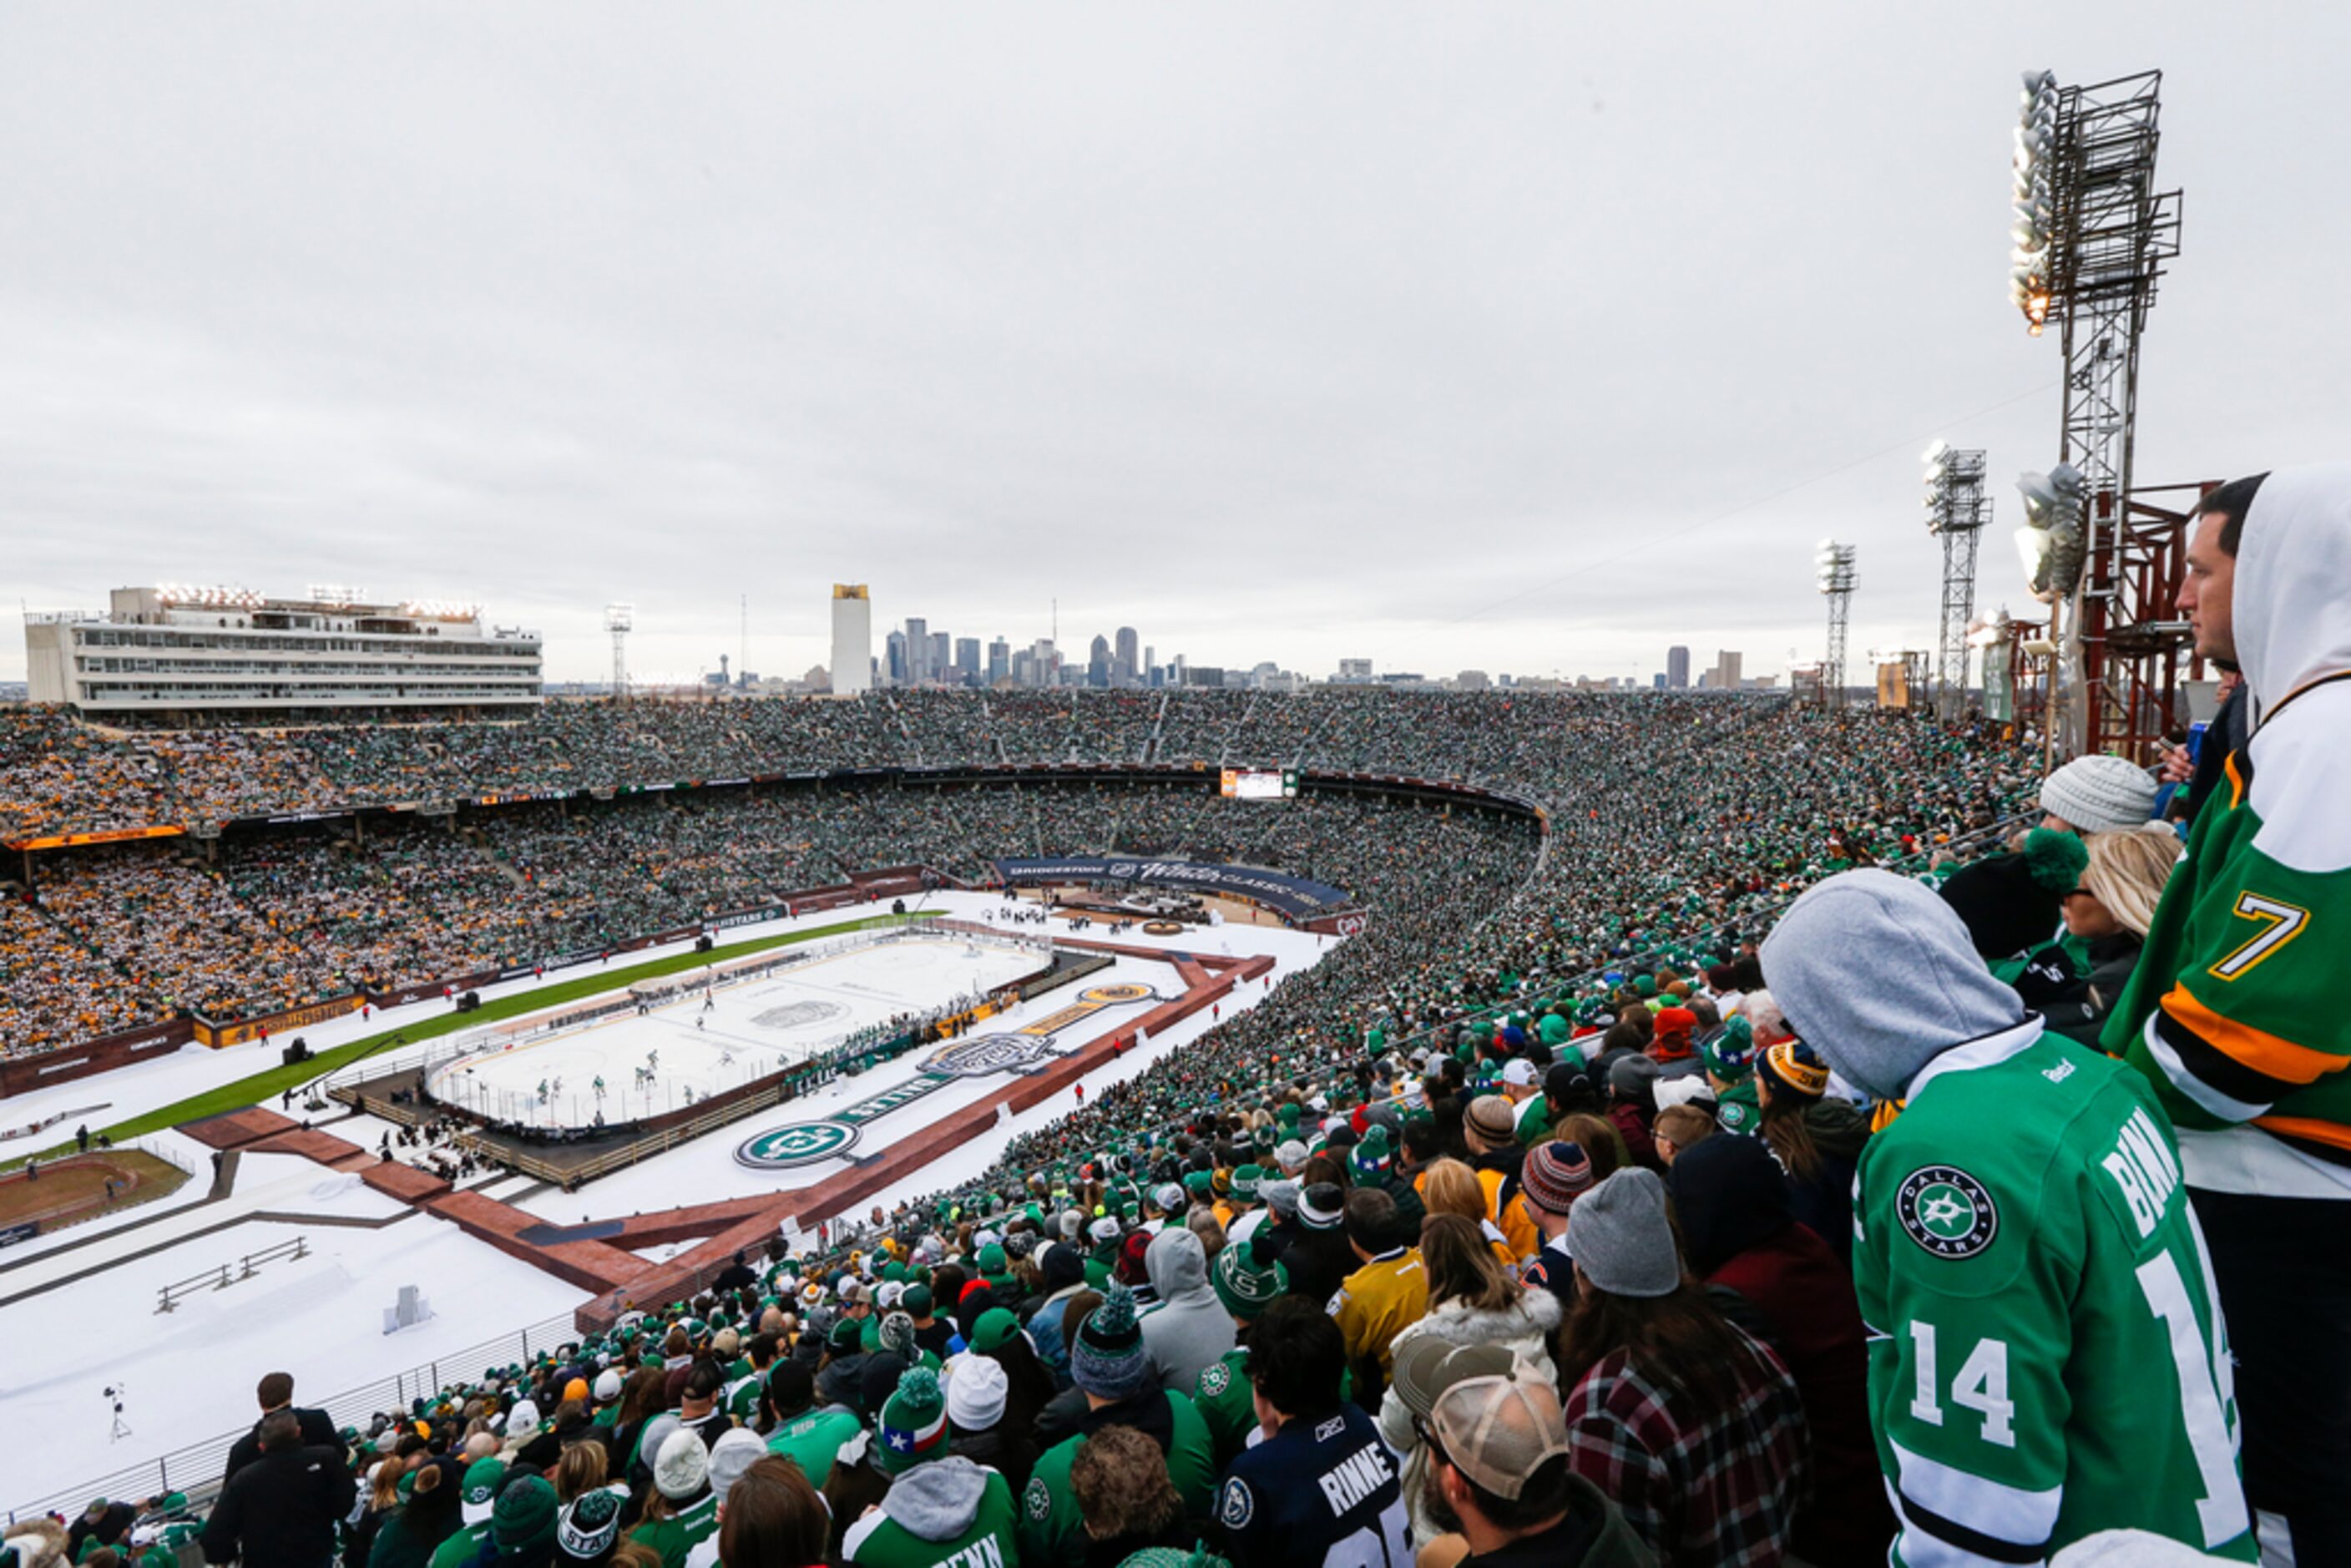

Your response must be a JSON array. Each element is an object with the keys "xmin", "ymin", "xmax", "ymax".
[
  {"xmin": 1138, "ymin": 1227, "xmax": 1235, "ymax": 1394},
  {"xmin": 1760, "ymin": 868, "xmax": 2027, "ymax": 1102}
]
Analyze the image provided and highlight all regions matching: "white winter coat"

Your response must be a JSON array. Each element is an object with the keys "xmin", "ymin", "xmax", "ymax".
[{"xmin": 1374, "ymin": 1290, "xmax": 1562, "ymax": 1546}]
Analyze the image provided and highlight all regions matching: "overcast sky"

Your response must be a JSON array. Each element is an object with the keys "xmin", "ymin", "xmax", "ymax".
[{"xmin": 3, "ymin": 3, "xmax": 2343, "ymax": 686}]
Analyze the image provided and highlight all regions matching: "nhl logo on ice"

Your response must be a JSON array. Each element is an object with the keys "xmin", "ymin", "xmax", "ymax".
[
  {"xmin": 923, "ymin": 1034, "xmax": 1056, "ymax": 1079},
  {"xmin": 1897, "ymin": 1165, "xmax": 1998, "ymax": 1259},
  {"xmin": 736, "ymin": 1119, "xmax": 861, "ymax": 1170}
]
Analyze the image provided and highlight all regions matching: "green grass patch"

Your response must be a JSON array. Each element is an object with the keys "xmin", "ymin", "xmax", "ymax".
[{"xmin": 5, "ymin": 910, "xmax": 934, "ymax": 1166}]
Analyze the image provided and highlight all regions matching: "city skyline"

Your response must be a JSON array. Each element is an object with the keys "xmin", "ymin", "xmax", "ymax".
[{"xmin": 818, "ymin": 586, "xmax": 1766, "ymax": 694}]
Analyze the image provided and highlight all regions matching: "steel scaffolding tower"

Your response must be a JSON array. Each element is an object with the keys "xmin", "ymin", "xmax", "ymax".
[
  {"xmin": 605, "ymin": 603, "xmax": 634, "ymax": 698},
  {"xmin": 2009, "ymin": 69, "xmax": 2181, "ymax": 758},
  {"xmin": 1924, "ymin": 445, "xmax": 1991, "ymax": 722},
  {"xmin": 1814, "ymin": 541, "xmax": 1858, "ymax": 711}
]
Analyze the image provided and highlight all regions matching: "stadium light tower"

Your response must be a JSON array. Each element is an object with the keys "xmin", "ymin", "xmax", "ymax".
[
  {"xmin": 1813, "ymin": 540, "xmax": 1858, "ymax": 711},
  {"xmin": 605, "ymin": 603, "xmax": 635, "ymax": 699},
  {"xmin": 1923, "ymin": 443, "xmax": 1991, "ymax": 723},
  {"xmin": 2009, "ymin": 68, "xmax": 2181, "ymax": 758}
]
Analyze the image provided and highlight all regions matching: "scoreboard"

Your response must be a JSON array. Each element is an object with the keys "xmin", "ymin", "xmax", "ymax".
[{"xmin": 1220, "ymin": 768, "xmax": 1300, "ymax": 801}]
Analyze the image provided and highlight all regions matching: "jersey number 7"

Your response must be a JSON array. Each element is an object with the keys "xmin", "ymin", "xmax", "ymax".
[{"xmin": 2208, "ymin": 893, "xmax": 2309, "ymax": 981}]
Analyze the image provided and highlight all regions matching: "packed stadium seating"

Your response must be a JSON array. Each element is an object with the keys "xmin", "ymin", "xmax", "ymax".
[
  {"xmin": 31, "ymin": 694, "xmax": 2231, "ymax": 1568},
  {"xmin": 0, "ymin": 693, "xmax": 2032, "ymax": 1057}
]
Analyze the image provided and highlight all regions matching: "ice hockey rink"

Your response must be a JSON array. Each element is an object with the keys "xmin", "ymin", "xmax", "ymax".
[{"xmin": 421, "ymin": 932, "xmax": 1044, "ymax": 1128}]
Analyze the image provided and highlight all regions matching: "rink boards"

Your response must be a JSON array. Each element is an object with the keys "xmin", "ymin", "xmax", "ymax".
[{"xmin": 419, "ymin": 936, "xmax": 1039, "ymax": 1130}]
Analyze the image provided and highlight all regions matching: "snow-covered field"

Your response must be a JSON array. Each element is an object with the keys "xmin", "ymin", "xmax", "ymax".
[
  {"xmin": 422, "ymin": 934, "xmax": 1044, "ymax": 1129},
  {"xmin": 0, "ymin": 893, "xmax": 1344, "ymax": 1517},
  {"xmin": 0, "ymin": 1152, "xmax": 581, "ymax": 1507}
]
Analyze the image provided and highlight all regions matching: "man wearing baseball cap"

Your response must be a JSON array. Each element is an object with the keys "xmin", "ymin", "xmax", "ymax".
[{"xmin": 1422, "ymin": 1372, "xmax": 1647, "ymax": 1566}]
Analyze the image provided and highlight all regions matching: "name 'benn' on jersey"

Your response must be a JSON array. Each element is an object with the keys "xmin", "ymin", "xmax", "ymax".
[{"xmin": 1856, "ymin": 1021, "xmax": 2254, "ymax": 1565}]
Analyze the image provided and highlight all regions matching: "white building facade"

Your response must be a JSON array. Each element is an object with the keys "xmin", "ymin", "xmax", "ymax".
[
  {"xmin": 24, "ymin": 585, "xmax": 541, "ymax": 721},
  {"xmin": 829, "ymin": 584, "xmax": 873, "ymax": 695}
]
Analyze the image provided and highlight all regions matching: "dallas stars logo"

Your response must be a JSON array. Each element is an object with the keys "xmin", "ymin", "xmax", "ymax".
[{"xmin": 1896, "ymin": 1165, "xmax": 1999, "ymax": 1259}]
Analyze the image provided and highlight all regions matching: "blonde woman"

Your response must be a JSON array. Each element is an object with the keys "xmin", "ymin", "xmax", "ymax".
[
  {"xmin": 1416, "ymin": 1157, "xmax": 1522, "ymax": 1280},
  {"xmin": 2017, "ymin": 822, "xmax": 2181, "ymax": 1044}
]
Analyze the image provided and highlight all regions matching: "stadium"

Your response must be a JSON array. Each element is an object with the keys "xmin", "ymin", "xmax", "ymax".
[
  {"xmin": 5, "ymin": 14, "xmax": 2343, "ymax": 1568},
  {"xmin": 0, "ymin": 690, "xmax": 2032, "ymax": 1515}
]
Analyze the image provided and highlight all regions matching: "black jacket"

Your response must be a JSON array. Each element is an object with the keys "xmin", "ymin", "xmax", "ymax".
[
  {"xmin": 2182, "ymin": 681, "xmax": 2248, "ymax": 825},
  {"xmin": 201, "ymin": 1444, "xmax": 356, "ymax": 1568},
  {"xmin": 225, "ymin": 1406, "xmax": 343, "ymax": 1485},
  {"xmin": 1270, "ymin": 1223, "xmax": 1355, "ymax": 1308}
]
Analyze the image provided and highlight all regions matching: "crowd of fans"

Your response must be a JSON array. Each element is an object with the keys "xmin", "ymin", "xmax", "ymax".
[
  {"xmin": 3, "ymin": 689, "xmax": 2026, "ymax": 842},
  {"xmin": 1, "ymin": 694, "xmax": 2033, "ymax": 1057},
  {"xmin": 124, "ymin": 882, "xmax": 2259, "ymax": 1568},
  {"xmin": 13, "ymin": 467, "xmax": 2338, "ymax": 1568}
]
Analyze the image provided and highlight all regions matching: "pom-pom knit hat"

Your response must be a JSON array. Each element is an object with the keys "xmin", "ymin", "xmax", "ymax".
[
  {"xmin": 877, "ymin": 1366, "xmax": 949, "ymax": 1473},
  {"xmin": 1071, "ymin": 1284, "xmax": 1152, "ymax": 1400}
]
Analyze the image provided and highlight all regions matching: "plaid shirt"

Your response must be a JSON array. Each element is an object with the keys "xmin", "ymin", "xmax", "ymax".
[{"xmin": 1562, "ymin": 1324, "xmax": 1810, "ymax": 1567}]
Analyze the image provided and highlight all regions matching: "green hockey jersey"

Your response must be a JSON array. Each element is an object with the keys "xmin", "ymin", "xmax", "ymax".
[
  {"xmin": 2107, "ymin": 729, "xmax": 2351, "ymax": 1191},
  {"xmin": 724, "ymin": 1369, "xmax": 765, "ymax": 1424},
  {"xmin": 846, "ymin": 1462, "xmax": 1019, "ymax": 1568},
  {"xmin": 1018, "ymin": 1393, "xmax": 1215, "ymax": 1568},
  {"xmin": 426, "ymin": 1522, "xmax": 488, "ymax": 1568},
  {"xmin": 1514, "ymin": 1093, "xmax": 1554, "ymax": 1148},
  {"xmin": 1857, "ymin": 1020, "xmax": 2253, "ymax": 1564},
  {"xmin": 766, "ymin": 1406, "xmax": 864, "ymax": 1488},
  {"xmin": 1193, "ymin": 1348, "xmax": 1258, "ymax": 1470},
  {"xmin": 629, "ymin": 1494, "xmax": 719, "ymax": 1568},
  {"xmin": 1194, "ymin": 1346, "xmax": 1356, "ymax": 1471}
]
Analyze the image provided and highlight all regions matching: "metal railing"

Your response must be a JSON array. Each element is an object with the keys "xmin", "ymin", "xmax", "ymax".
[
  {"xmin": 8, "ymin": 1310, "xmax": 579, "ymax": 1526},
  {"xmin": 155, "ymin": 1237, "xmax": 308, "ymax": 1313}
]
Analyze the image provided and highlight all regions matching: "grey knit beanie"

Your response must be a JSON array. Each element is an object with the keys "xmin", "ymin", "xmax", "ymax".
[
  {"xmin": 2038, "ymin": 754, "xmax": 2157, "ymax": 834},
  {"xmin": 1565, "ymin": 1169, "xmax": 1681, "ymax": 1298}
]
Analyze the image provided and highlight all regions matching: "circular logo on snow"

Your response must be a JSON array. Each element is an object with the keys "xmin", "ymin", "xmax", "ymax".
[
  {"xmin": 1897, "ymin": 1165, "xmax": 1999, "ymax": 1258},
  {"xmin": 752, "ymin": 999, "xmax": 848, "ymax": 1031},
  {"xmin": 1024, "ymin": 1478, "xmax": 1053, "ymax": 1523},
  {"xmin": 923, "ymin": 1034, "xmax": 1057, "ymax": 1079},
  {"xmin": 1080, "ymin": 983, "xmax": 1154, "ymax": 1004},
  {"xmin": 735, "ymin": 1120, "xmax": 861, "ymax": 1170},
  {"xmin": 1219, "ymin": 1479, "xmax": 1255, "ymax": 1530}
]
